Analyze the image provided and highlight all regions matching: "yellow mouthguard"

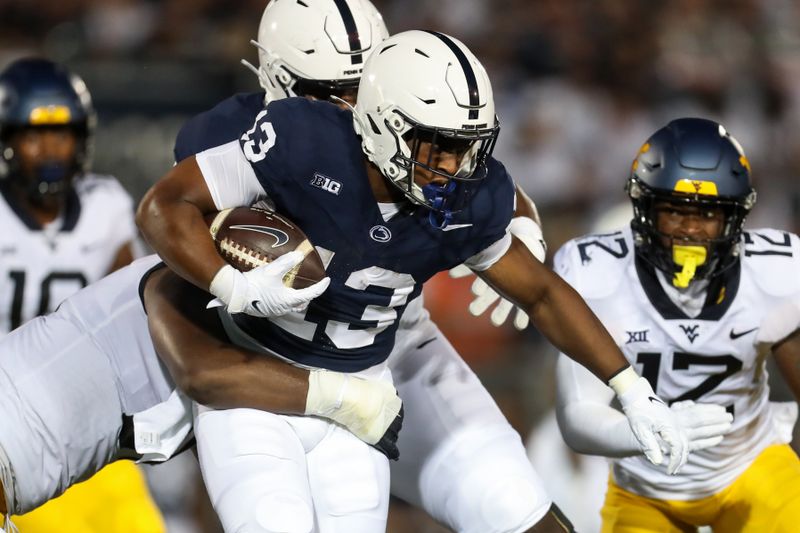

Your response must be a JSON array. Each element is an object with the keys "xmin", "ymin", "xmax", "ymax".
[{"xmin": 672, "ymin": 245, "xmax": 707, "ymax": 288}]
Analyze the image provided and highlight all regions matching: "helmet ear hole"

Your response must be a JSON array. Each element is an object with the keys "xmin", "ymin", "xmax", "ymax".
[
  {"xmin": 276, "ymin": 67, "xmax": 293, "ymax": 87},
  {"xmin": 389, "ymin": 116, "xmax": 404, "ymax": 132}
]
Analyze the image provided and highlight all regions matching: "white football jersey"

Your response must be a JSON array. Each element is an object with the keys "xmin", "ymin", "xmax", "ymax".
[
  {"xmin": 0, "ymin": 173, "xmax": 136, "ymax": 334},
  {"xmin": 555, "ymin": 226, "xmax": 800, "ymax": 499}
]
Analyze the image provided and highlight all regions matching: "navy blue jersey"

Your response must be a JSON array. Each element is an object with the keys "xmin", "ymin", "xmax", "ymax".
[
  {"xmin": 174, "ymin": 92, "xmax": 266, "ymax": 163},
  {"xmin": 175, "ymin": 95, "xmax": 515, "ymax": 371}
]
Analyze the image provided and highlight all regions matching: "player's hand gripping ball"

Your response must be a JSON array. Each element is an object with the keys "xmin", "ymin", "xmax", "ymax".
[{"xmin": 206, "ymin": 207, "xmax": 329, "ymax": 318}]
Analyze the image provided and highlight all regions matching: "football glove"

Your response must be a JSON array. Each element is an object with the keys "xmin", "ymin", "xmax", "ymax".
[
  {"xmin": 671, "ymin": 400, "xmax": 733, "ymax": 452},
  {"xmin": 610, "ymin": 366, "xmax": 689, "ymax": 475},
  {"xmin": 449, "ymin": 216, "xmax": 546, "ymax": 330},
  {"xmin": 209, "ymin": 251, "xmax": 330, "ymax": 318},
  {"xmin": 305, "ymin": 369, "xmax": 404, "ymax": 460}
]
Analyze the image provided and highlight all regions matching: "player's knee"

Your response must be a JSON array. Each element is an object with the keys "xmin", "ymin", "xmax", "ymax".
[
  {"xmin": 255, "ymin": 492, "xmax": 314, "ymax": 533},
  {"xmin": 528, "ymin": 504, "xmax": 576, "ymax": 533},
  {"xmin": 479, "ymin": 476, "xmax": 552, "ymax": 533},
  {"xmin": 229, "ymin": 492, "xmax": 313, "ymax": 533}
]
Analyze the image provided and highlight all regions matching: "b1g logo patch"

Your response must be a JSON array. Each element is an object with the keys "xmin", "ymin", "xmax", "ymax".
[{"xmin": 310, "ymin": 173, "xmax": 342, "ymax": 195}]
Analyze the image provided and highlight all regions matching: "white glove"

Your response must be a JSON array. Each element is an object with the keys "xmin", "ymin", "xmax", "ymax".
[
  {"xmin": 610, "ymin": 366, "xmax": 689, "ymax": 474},
  {"xmin": 671, "ymin": 400, "xmax": 733, "ymax": 452},
  {"xmin": 449, "ymin": 216, "xmax": 546, "ymax": 330},
  {"xmin": 305, "ymin": 369, "xmax": 403, "ymax": 459},
  {"xmin": 208, "ymin": 251, "xmax": 330, "ymax": 317}
]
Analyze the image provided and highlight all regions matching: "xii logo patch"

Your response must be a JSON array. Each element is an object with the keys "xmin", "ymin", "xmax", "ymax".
[
  {"xmin": 626, "ymin": 330, "xmax": 649, "ymax": 344},
  {"xmin": 679, "ymin": 324, "xmax": 700, "ymax": 343}
]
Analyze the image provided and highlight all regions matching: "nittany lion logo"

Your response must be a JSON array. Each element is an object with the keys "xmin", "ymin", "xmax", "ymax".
[{"xmin": 369, "ymin": 225, "xmax": 391, "ymax": 243}]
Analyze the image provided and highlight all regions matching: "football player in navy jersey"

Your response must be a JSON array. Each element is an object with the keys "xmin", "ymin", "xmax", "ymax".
[
  {"xmin": 555, "ymin": 118, "xmax": 800, "ymax": 532},
  {"xmin": 170, "ymin": 2, "xmax": 556, "ymax": 532},
  {"xmin": 139, "ymin": 30, "xmax": 692, "ymax": 532}
]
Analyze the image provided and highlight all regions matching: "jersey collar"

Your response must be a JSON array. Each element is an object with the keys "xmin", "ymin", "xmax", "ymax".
[{"xmin": 635, "ymin": 254, "xmax": 741, "ymax": 321}]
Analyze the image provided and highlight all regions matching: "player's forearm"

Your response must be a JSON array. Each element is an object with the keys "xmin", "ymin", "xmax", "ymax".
[
  {"xmin": 137, "ymin": 190, "xmax": 225, "ymax": 290},
  {"xmin": 137, "ymin": 158, "xmax": 228, "ymax": 291},
  {"xmin": 556, "ymin": 401, "xmax": 640, "ymax": 457},
  {"xmin": 178, "ymin": 348, "xmax": 309, "ymax": 413},
  {"xmin": 527, "ymin": 272, "xmax": 629, "ymax": 381}
]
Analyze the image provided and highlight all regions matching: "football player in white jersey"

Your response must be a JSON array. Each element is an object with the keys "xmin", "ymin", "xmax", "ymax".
[
  {"xmin": 555, "ymin": 117, "xmax": 800, "ymax": 532},
  {"xmin": 0, "ymin": 254, "xmax": 404, "ymax": 532},
  {"xmin": 0, "ymin": 58, "xmax": 164, "ymax": 532},
  {"xmin": 139, "ymin": 27, "xmax": 693, "ymax": 532},
  {"xmin": 0, "ymin": 58, "xmax": 136, "ymax": 333}
]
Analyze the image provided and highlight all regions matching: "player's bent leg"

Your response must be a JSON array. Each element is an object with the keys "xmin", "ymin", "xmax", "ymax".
[
  {"xmin": 420, "ymin": 424, "xmax": 551, "ymax": 533},
  {"xmin": 12, "ymin": 461, "xmax": 165, "ymax": 533},
  {"xmin": 304, "ymin": 422, "xmax": 391, "ymax": 533},
  {"xmin": 711, "ymin": 444, "xmax": 800, "ymax": 533},
  {"xmin": 194, "ymin": 405, "xmax": 314, "ymax": 533},
  {"xmin": 529, "ymin": 504, "xmax": 575, "ymax": 532},
  {"xmin": 0, "ymin": 316, "xmax": 126, "ymax": 517},
  {"xmin": 389, "ymin": 327, "xmax": 548, "ymax": 532}
]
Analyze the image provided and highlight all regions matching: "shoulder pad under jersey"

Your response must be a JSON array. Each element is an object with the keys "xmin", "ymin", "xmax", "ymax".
[
  {"xmin": 554, "ymin": 227, "xmax": 634, "ymax": 300},
  {"xmin": 741, "ymin": 228, "xmax": 800, "ymax": 298}
]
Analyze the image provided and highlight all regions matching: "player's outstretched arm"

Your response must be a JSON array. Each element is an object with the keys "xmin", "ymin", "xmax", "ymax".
[
  {"xmin": 480, "ymin": 238, "xmax": 690, "ymax": 473},
  {"xmin": 773, "ymin": 328, "xmax": 800, "ymax": 403},
  {"xmin": 143, "ymin": 267, "xmax": 403, "ymax": 459},
  {"xmin": 555, "ymin": 355, "xmax": 732, "ymax": 457}
]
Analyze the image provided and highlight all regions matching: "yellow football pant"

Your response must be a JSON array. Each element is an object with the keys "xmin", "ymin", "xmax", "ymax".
[
  {"xmin": 601, "ymin": 444, "xmax": 800, "ymax": 533},
  {"xmin": 11, "ymin": 460, "xmax": 165, "ymax": 533}
]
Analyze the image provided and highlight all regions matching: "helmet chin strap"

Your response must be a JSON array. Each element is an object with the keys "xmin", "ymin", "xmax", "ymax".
[{"xmin": 672, "ymin": 245, "xmax": 707, "ymax": 288}]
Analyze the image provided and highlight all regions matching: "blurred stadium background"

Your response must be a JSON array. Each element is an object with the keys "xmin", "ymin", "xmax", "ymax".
[{"xmin": 1, "ymin": 0, "xmax": 799, "ymax": 531}]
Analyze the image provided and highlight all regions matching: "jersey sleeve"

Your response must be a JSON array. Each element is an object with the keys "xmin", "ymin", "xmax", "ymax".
[
  {"xmin": 78, "ymin": 174, "xmax": 137, "ymax": 250},
  {"xmin": 751, "ymin": 230, "xmax": 800, "ymax": 345},
  {"xmin": 461, "ymin": 158, "xmax": 517, "ymax": 270},
  {"xmin": 195, "ymin": 141, "xmax": 265, "ymax": 210},
  {"xmin": 555, "ymin": 353, "xmax": 640, "ymax": 456}
]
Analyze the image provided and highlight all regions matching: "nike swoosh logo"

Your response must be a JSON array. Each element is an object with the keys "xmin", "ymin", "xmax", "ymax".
[
  {"xmin": 251, "ymin": 300, "xmax": 264, "ymax": 314},
  {"xmin": 730, "ymin": 327, "xmax": 758, "ymax": 340},
  {"xmin": 230, "ymin": 225, "xmax": 289, "ymax": 248},
  {"xmin": 441, "ymin": 223, "xmax": 473, "ymax": 232},
  {"xmin": 648, "ymin": 396, "xmax": 665, "ymax": 405}
]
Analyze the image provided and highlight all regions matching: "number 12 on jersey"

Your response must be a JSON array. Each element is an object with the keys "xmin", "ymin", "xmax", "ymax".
[{"xmin": 636, "ymin": 351, "xmax": 743, "ymax": 415}]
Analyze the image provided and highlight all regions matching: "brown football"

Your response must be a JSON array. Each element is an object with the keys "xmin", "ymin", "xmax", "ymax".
[{"xmin": 206, "ymin": 206, "xmax": 326, "ymax": 289}]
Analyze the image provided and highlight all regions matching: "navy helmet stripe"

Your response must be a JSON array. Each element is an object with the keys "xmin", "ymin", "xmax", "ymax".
[
  {"xmin": 332, "ymin": 0, "xmax": 364, "ymax": 65},
  {"xmin": 424, "ymin": 31, "xmax": 479, "ymax": 119}
]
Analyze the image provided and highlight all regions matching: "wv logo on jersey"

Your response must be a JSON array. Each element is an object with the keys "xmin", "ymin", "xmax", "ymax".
[
  {"xmin": 310, "ymin": 173, "xmax": 342, "ymax": 195},
  {"xmin": 679, "ymin": 324, "xmax": 700, "ymax": 343}
]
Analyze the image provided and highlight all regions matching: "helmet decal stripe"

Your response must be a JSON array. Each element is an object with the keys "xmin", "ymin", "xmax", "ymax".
[
  {"xmin": 424, "ymin": 31, "xmax": 479, "ymax": 119},
  {"xmin": 332, "ymin": 0, "xmax": 364, "ymax": 65},
  {"xmin": 674, "ymin": 179, "xmax": 719, "ymax": 196}
]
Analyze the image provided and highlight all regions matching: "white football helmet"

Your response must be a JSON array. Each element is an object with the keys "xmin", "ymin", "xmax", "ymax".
[
  {"xmin": 242, "ymin": 0, "xmax": 389, "ymax": 104},
  {"xmin": 353, "ymin": 30, "xmax": 499, "ymax": 224}
]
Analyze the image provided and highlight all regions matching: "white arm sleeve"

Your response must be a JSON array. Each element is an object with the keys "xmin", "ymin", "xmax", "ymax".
[
  {"xmin": 195, "ymin": 140, "xmax": 266, "ymax": 210},
  {"xmin": 555, "ymin": 353, "xmax": 641, "ymax": 457},
  {"xmin": 464, "ymin": 232, "xmax": 512, "ymax": 271}
]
